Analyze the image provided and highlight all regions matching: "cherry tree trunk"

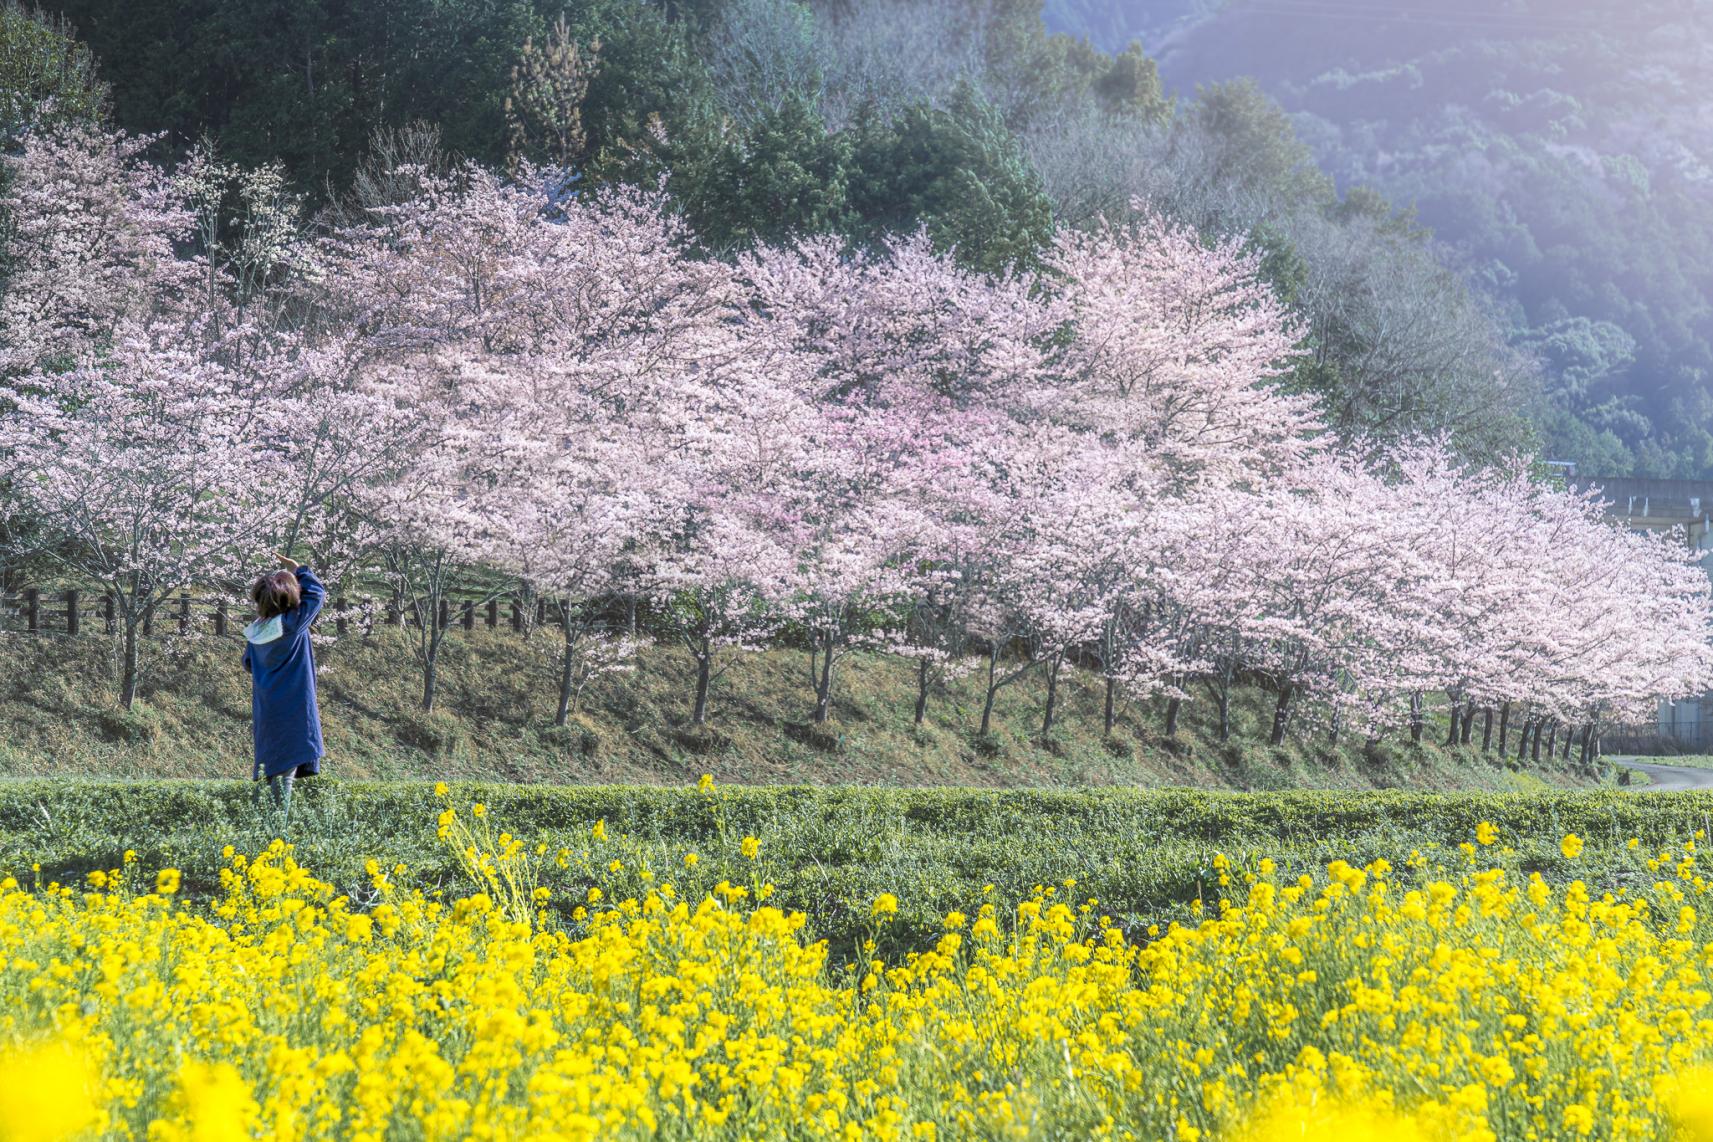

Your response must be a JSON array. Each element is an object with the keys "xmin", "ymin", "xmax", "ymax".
[
  {"xmin": 119, "ymin": 618, "xmax": 141, "ymax": 710},
  {"xmin": 554, "ymin": 627, "xmax": 576, "ymax": 727},
  {"xmin": 914, "ymin": 660, "xmax": 931, "ymax": 726},
  {"xmin": 978, "ymin": 647, "xmax": 1002, "ymax": 738},
  {"xmin": 1531, "ymin": 722, "xmax": 1545, "ymax": 763},
  {"xmin": 1578, "ymin": 722, "xmax": 1596, "ymax": 767},
  {"xmin": 1215, "ymin": 688, "xmax": 1231, "ymax": 742},
  {"xmin": 1164, "ymin": 696, "xmax": 1181, "ymax": 738},
  {"xmin": 421, "ymin": 651, "xmax": 439, "ymax": 713},
  {"xmin": 1409, "ymin": 692, "xmax": 1424, "ymax": 743},
  {"xmin": 1103, "ymin": 676, "xmax": 1116, "ymax": 736},
  {"xmin": 1516, "ymin": 718, "xmax": 1533, "ymax": 761},
  {"xmin": 1481, "ymin": 708, "xmax": 1494, "ymax": 752},
  {"xmin": 1498, "ymin": 703, "xmax": 1511, "ymax": 754},
  {"xmin": 1444, "ymin": 701, "xmax": 1461, "ymax": 746},
  {"xmin": 1561, "ymin": 726, "xmax": 1574, "ymax": 761},
  {"xmin": 417, "ymin": 599, "xmax": 452, "ymax": 712},
  {"xmin": 812, "ymin": 639, "xmax": 835, "ymax": 724},
  {"xmin": 1544, "ymin": 722, "xmax": 1558, "ymax": 759},
  {"xmin": 1460, "ymin": 700, "xmax": 1476, "ymax": 745},
  {"xmin": 1040, "ymin": 655, "xmax": 1063, "ymax": 739},
  {"xmin": 1268, "ymin": 685, "xmax": 1294, "ymax": 747},
  {"xmin": 691, "ymin": 649, "xmax": 712, "ymax": 726}
]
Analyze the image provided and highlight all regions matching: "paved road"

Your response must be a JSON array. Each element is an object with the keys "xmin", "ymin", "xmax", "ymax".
[{"xmin": 1611, "ymin": 758, "xmax": 1713, "ymax": 792}]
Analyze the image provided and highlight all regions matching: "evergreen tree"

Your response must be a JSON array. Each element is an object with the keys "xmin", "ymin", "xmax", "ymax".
[{"xmin": 851, "ymin": 85, "xmax": 1054, "ymax": 275}]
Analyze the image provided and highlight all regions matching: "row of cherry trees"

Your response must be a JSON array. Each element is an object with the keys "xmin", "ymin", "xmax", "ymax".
[{"xmin": 2, "ymin": 124, "xmax": 1709, "ymax": 754}]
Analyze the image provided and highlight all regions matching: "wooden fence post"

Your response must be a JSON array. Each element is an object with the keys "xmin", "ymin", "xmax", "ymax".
[
  {"xmin": 486, "ymin": 599, "xmax": 499, "ymax": 629},
  {"xmin": 511, "ymin": 599, "xmax": 524, "ymax": 633},
  {"xmin": 23, "ymin": 587, "xmax": 38, "ymax": 633},
  {"xmin": 215, "ymin": 599, "xmax": 229, "ymax": 637},
  {"xmin": 65, "ymin": 589, "xmax": 79, "ymax": 636},
  {"xmin": 462, "ymin": 600, "xmax": 474, "ymax": 631},
  {"xmin": 438, "ymin": 598, "xmax": 450, "ymax": 630},
  {"xmin": 104, "ymin": 594, "xmax": 116, "ymax": 634}
]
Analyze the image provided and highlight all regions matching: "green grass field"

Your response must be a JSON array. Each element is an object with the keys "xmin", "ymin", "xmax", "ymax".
[{"xmin": 3, "ymin": 778, "xmax": 1698, "ymax": 958}]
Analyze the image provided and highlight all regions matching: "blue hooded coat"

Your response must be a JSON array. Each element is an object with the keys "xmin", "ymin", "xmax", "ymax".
[{"xmin": 242, "ymin": 566, "xmax": 326, "ymax": 780}]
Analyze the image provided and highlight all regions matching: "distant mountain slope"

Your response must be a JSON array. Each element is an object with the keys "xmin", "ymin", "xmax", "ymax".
[{"xmin": 1046, "ymin": 0, "xmax": 1713, "ymax": 478}]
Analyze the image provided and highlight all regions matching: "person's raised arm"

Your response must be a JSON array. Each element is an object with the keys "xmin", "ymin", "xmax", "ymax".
[
  {"xmin": 275, "ymin": 552, "xmax": 325, "ymax": 630},
  {"xmin": 294, "ymin": 566, "xmax": 326, "ymax": 628}
]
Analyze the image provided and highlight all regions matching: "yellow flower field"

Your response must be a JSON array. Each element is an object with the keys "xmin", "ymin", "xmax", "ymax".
[{"xmin": 3, "ymin": 789, "xmax": 1713, "ymax": 1140}]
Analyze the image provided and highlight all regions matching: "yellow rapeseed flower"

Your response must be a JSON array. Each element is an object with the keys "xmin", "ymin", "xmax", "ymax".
[
  {"xmin": 1662, "ymin": 1066, "xmax": 1713, "ymax": 1140},
  {"xmin": 1561, "ymin": 833, "xmax": 1585, "ymax": 859},
  {"xmin": 1476, "ymin": 821, "xmax": 1498, "ymax": 846},
  {"xmin": 0, "ymin": 1038, "xmax": 98, "ymax": 1142},
  {"xmin": 8, "ymin": 780, "xmax": 1713, "ymax": 1141},
  {"xmin": 164, "ymin": 1060, "xmax": 257, "ymax": 1142}
]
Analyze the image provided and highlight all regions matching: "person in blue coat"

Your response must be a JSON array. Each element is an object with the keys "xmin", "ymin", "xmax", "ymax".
[{"xmin": 243, "ymin": 552, "xmax": 326, "ymax": 822}]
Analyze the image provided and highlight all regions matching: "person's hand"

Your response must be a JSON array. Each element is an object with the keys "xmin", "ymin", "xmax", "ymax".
[{"xmin": 274, "ymin": 551, "xmax": 300, "ymax": 571}]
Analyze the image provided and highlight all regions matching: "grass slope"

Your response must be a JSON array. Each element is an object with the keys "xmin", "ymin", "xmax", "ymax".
[{"xmin": 0, "ymin": 627, "xmax": 1599, "ymax": 789}]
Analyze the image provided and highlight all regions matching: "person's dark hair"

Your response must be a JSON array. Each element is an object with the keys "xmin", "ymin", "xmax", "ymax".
[{"xmin": 252, "ymin": 570, "xmax": 301, "ymax": 619}]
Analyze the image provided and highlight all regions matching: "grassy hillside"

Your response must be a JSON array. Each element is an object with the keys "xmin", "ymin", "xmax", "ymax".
[{"xmin": 0, "ymin": 627, "xmax": 1598, "ymax": 790}]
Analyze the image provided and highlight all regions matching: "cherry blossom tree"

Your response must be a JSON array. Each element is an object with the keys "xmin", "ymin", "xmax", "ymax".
[
  {"xmin": 0, "ymin": 126, "xmax": 196, "ymax": 374},
  {"xmin": 6, "ymin": 122, "xmax": 1709, "ymax": 753},
  {"xmin": 0, "ymin": 126, "xmax": 332, "ymax": 707},
  {"xmin": 1042, "ymin": 204, "xmax": 1314, "ymax": 490},
  {"xmin": 0, "ymin": 320, "xmax": 280, "ymax": 706},
  {"xmin": 738, "ymin": 230, "xmax": 1054, "ymax": 724}
]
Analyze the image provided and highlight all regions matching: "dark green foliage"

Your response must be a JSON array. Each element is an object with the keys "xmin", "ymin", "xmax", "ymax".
[
  {"xmin": 1185, "ymin": 79, "xmax": 1333, "ymax": 213},
  {"xmin": 685, "ymin": 93, "xmax": 853, "ymax": 252},
  {"xmin": 0, "ymin": 1, "xmax": 105, "ymax": 145},
  {"xmin": 43, "ymin": 0, "xmax": 553, "ymax": 188},
  {"xmin": 576, "ymin": 0, "xmax": 722, "ymax": 179},
  {"xmin": 850, "ymin": 86, "xmax": 1055, "ymax": 274},
  {"xmin": 1092, "ymin": 43, "xmax": 1166, "ymax": 118}
]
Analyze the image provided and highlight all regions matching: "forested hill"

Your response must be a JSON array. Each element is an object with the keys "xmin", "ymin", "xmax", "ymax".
[
  {"xmin": 8, "ymin": 0, "xmax": 1629, "ymax": 467},
  {"xmin": 1047, "ymin": 0, "xmax": 1713, "ymax": 480}
]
